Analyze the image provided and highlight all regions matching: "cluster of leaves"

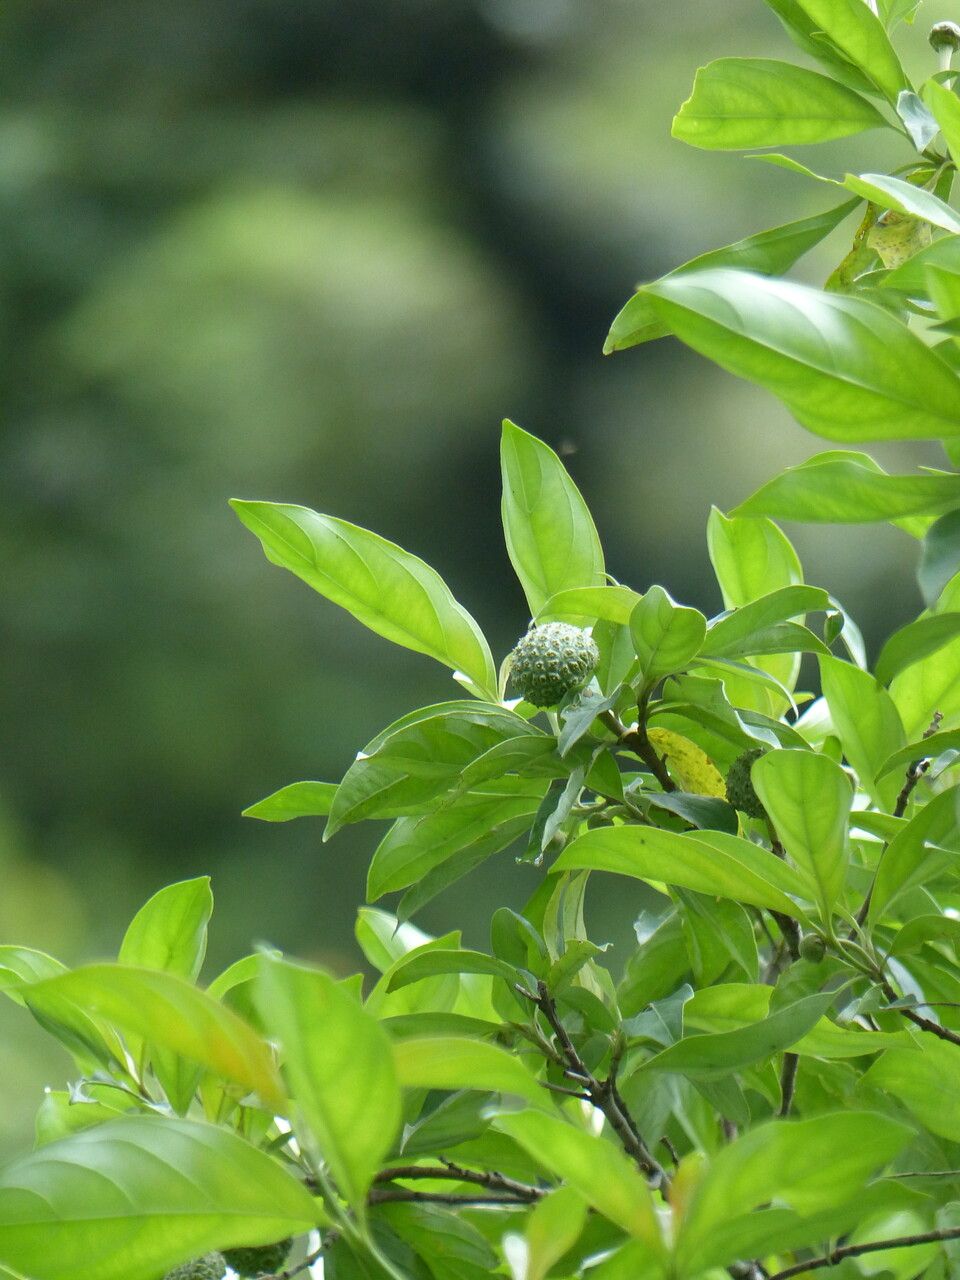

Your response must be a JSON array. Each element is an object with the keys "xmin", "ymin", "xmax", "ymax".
[{"xmin": 7, "ymin": 3, "xmax": 960, "ymax": 1280}]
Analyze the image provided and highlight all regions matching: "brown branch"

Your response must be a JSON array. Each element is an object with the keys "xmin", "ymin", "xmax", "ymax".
[
  {"xmin": 278, "ymin": 1247, "xmax": 323, "ymax": 1280},
  {"xmin": 373, "ymin": 1162, "xmax": 543, "ymax": 1203},
  {"xmin": 600, "ymin": 708, "xmax": 676, "ymax": 793},
  {"xmin": 517, "ymin": 980, "xmax": 670, "ymax": 1190},
  {"xmin": 368, "ymin": 1188, "xmax": 534, "ymax": 1207},
  {"xmin": 767, "ymin": 1224, "xmax": 960, "ymax": 1280}
]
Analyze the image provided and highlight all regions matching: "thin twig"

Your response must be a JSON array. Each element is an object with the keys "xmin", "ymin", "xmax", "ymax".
[
  {"xmin": 368, "ymin": 1188, "xmax": 534, "ymax": 1206},
  {"xmin": 373, "ymin": 1162, "xmax": 543, "ymax": 1202},
  {"xmin": 767, "ymin": 1224, "xmax": 960, "ymax": 1280},
  {"xmin": 883, "ymin": 1169, "xmax": 960, "ymax": 1180},
  {"xmin": 278, "ymin": 1246, "xmax": 324, "ymax": 1280}
]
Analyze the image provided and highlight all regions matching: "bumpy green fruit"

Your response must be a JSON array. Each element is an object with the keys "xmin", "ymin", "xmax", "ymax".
[
  {"xmin": 223, "ymin": 1239, "xmax": 294, "ymax": 1277},
  {"xmin": 509, "ymin": 623, "xmax": 599, "ymax": 707},
  {"xmin": 164, "ymin": 1255, "xmax": 226, "ymax": 1280},
  {"xmin": 725, "ymin": 748, "xmax": 766, "ymax": 819},
  {"xmin": 799, "ymin": 933, "xmax": 827, "ymax": 964}
]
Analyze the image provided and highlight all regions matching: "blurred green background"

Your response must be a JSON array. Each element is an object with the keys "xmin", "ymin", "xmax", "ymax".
[{"xmin": 0, "ymin": 0, "xmax": 948, "ymax": 1147}]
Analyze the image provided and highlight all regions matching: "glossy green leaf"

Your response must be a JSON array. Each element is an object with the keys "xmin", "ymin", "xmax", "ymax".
[
  {"xmin": 25, "ymin": 964, "xmax": 284, "ymax": 1109},
  {"xmin": 865, "ymin": 1041, "xmax": 960, "ymax": 1141},
  {"xmin": 844, "ymin": 172, "xmax": 960, "ymax": 235},
  {"xmin": 242, "ymin": 781, "xmax": 337, "ymax": 822},
  {"xmin": 386, "ymin": 947, "xmax": 517, "ymax": 991},
  {"xmin": 552, "ymin": 825, "xmax": 809, "ymax": 917},
  {"xmin": 493, "ymin": 1111, "xmax": 663, "ymax": 1248},
  {"xmin": 673, "ymin": 58, "xmax": 887, "ymax": 150},
  {"xmin": 118, "ymin": 877, "xmax": 213, "ymax": 983},
  {"xmin": 869, "ymin": 784, "xmax": 960, "ymax": 922},
  {"xmin": 367, "ymin": 785, "xmax": 542, "ymax": 899},
  {"xmin": 886, "ymin": 913, "xmax": 960, "ymax": 959},
  {"xmin": 0, "ymin": 946, "xmax": 67, "ymax": 1005},
  {"xmin": 256, "ymin": 955, "xmax": 400, "ymax": 1208},
  {"xmin": 605, "ymin": 201, "xmax": 858, "ymax": 352},
  {"xmin": 676, "ymin": 1111, "xmax": 912, "ymax": 1273},
  {"xmin": 923, "ymin": 79, "xmax": 960, "ymax": 168},
  {"xmin": 392, "ymin": 1037, "xmax": 545, "ymax": 1106},
  {"xmin": 876, "ymin": 613, "xmax": 960, "ymax": 686},
  {"xmin": 919, "ymin": 514, "xmax": 960, "ymax": 610},
  {"xmin": 751, "ymin": 749, "xmax": 852, "ymax": 917},
  {"xmin": 892, "ymin": 572, "xmax": 960, "ymax": 734},
  {"xmin": 762, "ymin": 0, "xmax": 882, "ymax": 95},
  {"xmin": 630, "ymin": 586, "xmax": 706, "ymax": 683},
  {"xmin": 504, "ymin": 1187, "xmax": 588, "ymax": 1280},
  {"xmin": 792, "ymin": 0, "xmax": 909, "ymax": 102},
  {"xmin": 327, "ymin": 703, "xmax": 545, "ymax": 837},
  {"xmin": 536, "ymin": 585, "xmax": 641, "ymax": 625},
  {"xmin": 0, "ymin": 1116, "xmax": 316, "ymax": 1280},
  {"xmin": 734, "ymin": 451, "xmax": 960, "ymax": 528},
  {"xmin": 643, "ymin": 269, "xmax": 960, "ymax": 442},
  {"xmin": 500, "ymin": 420, "xmax": 605, "ymax": 618},
  {"xmin": 878, "ymin": 728, "xmax": 960, "ymax": 779},
  {"xmin": 819, "ymin": 655, "xmax": 905, "ymax": 807},
  {"xmin": 230, "ymin": 500, "xmax": 496, "ymax": 699},
  {"xmin": 643, "ymin": 988, "xmax": 838, "ymax": 1078}
]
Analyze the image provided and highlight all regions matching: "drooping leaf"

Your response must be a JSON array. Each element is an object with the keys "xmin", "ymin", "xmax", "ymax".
[
  {"xmin": 242, "ymin": 781, "xmax": 337, "ymax": 822},
  {"xmin": 751, "ymin": 749, "xmax": 852, "ymax": 918},
  {"xmin": 493, "ymin": 1111, "xmax": 663, "ymax": 1249},
  {"xmin": 25, "ymin": 964, "xmax": 284, "ymax": 1109},
  {"xmin": 500, "ymin": 420, "xmax": 605, "ymax": 618},
  {"xmin": 230, "ymin": 500, "xmax": 496, "ymax": 699},
  {"xmin": 118, "ymin": 877, "xmax": 213, "ymax": 983},
  {"xmin": 552, "ymin": 825, "xmax": 809, "ymax": 917},
  {"xmin": 672, "ymin": 58, "xmax": 887, "ymax": 150},
  {"xmin": 605, "ymin": 201, "xmax": 858, "ymax": 352},
  {"xmin": 0, "ymin": 1116, "xmax": 317, "ymax": 1280},
  {"xmin": 642, "ymin": 269, "xmax": 960, "ymax": 443},
  {"xmin": 255, "ymin": 955, "xmax": 401, "ymax": 1208}
]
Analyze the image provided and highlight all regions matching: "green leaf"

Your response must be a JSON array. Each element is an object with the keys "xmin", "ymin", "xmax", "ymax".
[
  {"xmin": 923, "ymin": 79, "xmax": 960, "ymax": 168},
  {"xmin": 327, "ymin": 703, "xmax": 545, "ymax": 837},
  {"xmin": 865, "ymin": 1041, "xmax": 960, "ymax": 1142},
  {"xmin": 118, "ymin": 877, "xmax": 213, "ymax": 983},
  {"xmin": 386, "ymin": 948, "xmax": 517, "ymax": 992},
  {"xmin": 643, "ymin": 988, "xmax": 839, "ymax": 1079},
  {"xmin": 0, "ymin": 1116, "xmax": 317, "ymax": 1280},
  {"xmin": 643, "ymin": 268, "xmax": 960, "ymax": 443},
  {"xmin": 552, "ymin": 825, "xmax": 809, "ymax": 917},
  {"xmin": 819, "ymin": 655, "xmax": 906, "ymax": 807},
  {"xmin": 367, "ymin": 786, "xmax": 542, "ymax": 899},
  {"xmin": 676, "ymin": 1111, "xmax": 912, "ymax": 1274},
  {"xmin": 673, "ymin": 58, "xmax": 887, "ymax": 150},
  {"xmin": 242, "ymin": 781, "xmax": 337, "ymax": 822},
  {"xmin": 762, "ymin": 0, "xmax": 882, "ymax": 95},
  {"xmin": 604, "ymin": 201, "xmax": 858, "ymax": 352},
  {"xmin": 391, "ymin": 1037, "xmax": 545, "ymax": 1107},
  {"xmin": 897, "ymin": 89, "xmax": 940, "ymax": 151},
  {"xmin": 751, "ymin": 750, "xmax": 852, "ymax": 918},
  {"xmin": 255, "ymin": 955, "xmax": 400, "ymax": 1208},
  {"xmin": 537, "ymin": 585, "xmax": 641, "ymax": 625},
  {"xmin": 500, "ymin": 420, "xmax": 605, "ymax": 618},
  {"xmin": 703, "ymin": 586, "xmax": 829, "ymax": 664},
  {"xmin": 641, "ymin": 790, "xmax": 739, "ymax": 835},
  {"xmin": 504, "ymin": 1187, "xmax": 588, "ymax": 1280},
  {"xmin": 24, "ymin": 964, "xmax": 284, "ymax": 1109},
  {"xmin": 792, "ymin": 0, "xmax": 909, "ymax": 102},
  {"xmin": 630, "ymin": 586, "xmax": 706, "ymax": 683},
  {"xmin": 734, "ymin": 451, "xmax": 960, "ymax": 528},
  {"xmin": 844, "ymin": 172, "xmax": 960, "ymax": 235},
  {"xmin": 878, "ymin": 728, "xmax": 960, "ymax": 779},
  {"xmin": 892, "ymin": 571, "xmax": 960, "ymax": 733},
  {"xmin": 0, "ymin": 946, "xmax": 67, "ymax": 1005},
  {"xmin": 882, "ymin": 233, "xmax": 960, "ymax": 297},
  {"xmin": 707, "ymin": 510, "xmax": 803, "ymax": 607},
  {"xmin": 493, "ymin": 1111, "xmax": 663, "ymax": 1249},
  {"xmin": 919, "ymin": 511, "xmax": 960, "ymax": 610},
  {"xmin": 230, "ymin": 500, "xmax": 496, "ymax": 699},
  {"xmin": 378, "ymin": 1203, "xmax": 498, "ymax": 1280},
  {"xmin": 876, "ymin": 613, "xmax": 960, "ymax": 686},
  {"xmin": 869, "ymin": 784, "xmax": 960, "ymax": 922}
]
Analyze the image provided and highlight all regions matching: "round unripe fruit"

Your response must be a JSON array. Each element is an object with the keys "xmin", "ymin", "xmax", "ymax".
[
  {"xmin": 509, "ymin": 623, "xmax": 599, "ymax": 708},
  {"xmin": 725, "ymin": 748, "xmax": 766, "ymax": 819},
  {"xmin": 799, "ymin": 933, "xmax": 827, "ymax": 964},
  {"xmin": 223, "ymin": 1240, "xmax": 294, "ymax": 1277},
  {"xmin": 930, "ymin": 20, "xmax": 960, "ymax": 52},
  {"xmin": 164, "ymin": 1255, "xmax": 226, "ymax": 1280}
]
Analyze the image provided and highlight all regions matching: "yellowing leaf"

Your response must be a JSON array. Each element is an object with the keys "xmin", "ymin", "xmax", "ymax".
[{"xmin": 647, "ymin": 729, "xmax": 726, "ymax": 796}]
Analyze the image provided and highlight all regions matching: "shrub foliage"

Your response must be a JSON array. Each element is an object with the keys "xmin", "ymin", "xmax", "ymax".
[{"xmin": 6, "ymin": 4, "xmax": 960, "ymax": 1279}]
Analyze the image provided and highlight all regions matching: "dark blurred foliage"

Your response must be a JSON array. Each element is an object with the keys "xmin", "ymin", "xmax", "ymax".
[{"xmin": 0, "ymin": 0, "xmax": 942, "ymax": 1146}]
